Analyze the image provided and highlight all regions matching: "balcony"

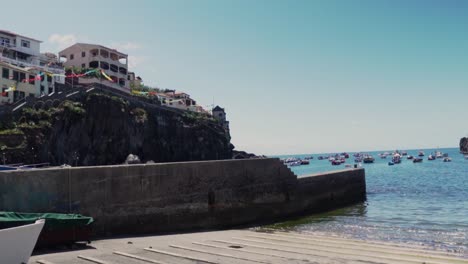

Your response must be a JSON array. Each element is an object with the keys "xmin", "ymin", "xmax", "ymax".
[{"xmin": 0, "ymin": 54, "xmax": 65, "ymax": 74}]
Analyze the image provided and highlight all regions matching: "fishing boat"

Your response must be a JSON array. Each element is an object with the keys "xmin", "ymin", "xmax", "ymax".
[
  {"xmin": 443, "ymin": 157, "xmax": 452, "ymax": 162},
  {"xmin": 331, "ymin": 160, "xmax": 342, "ymax": 165},
  {"xmin": 0, "ymin": 212, "xmax": 93, "ymax": 249},
  {"xmin": 0, "ymin": 219, "xmax": 45, "ymax": 264},
  {"xmin": 407, "ymin": 155, "xmax": 414, "ymax": 160},
  {"xmin": 401, "ymin": 151, "xmax": 408, "ymax": 156},
  {"xmin": 413, "ymin": 158, "xmax": 423, "ymax": 163},
  {"xmin": 428, "ymin": 155, "xmax": 435, "ymax": 160},
  {"xmin": 418, "ymin": 151, "xmax": 425, "ymax": 157},
  {"xmin": 0, "ymin": 165, "xmax": 17, "ymax": 171},
  {"xmin": 300, "ymin": 159, "xmax": 310, "ymax": 165},
  {"xmin": 392, "ymin": 154, "xmax": 401, "ymax": 164},
  {"xmin": 435, "ymin": 151, "xmax": 443, "ymax": 159},
  {"xmin": 388, "ymin": 161, "xmax": 394, "ymax": 166},
  {"xmin": 363, "ymin": 155, "xmax": 375, "ymax": 163}
]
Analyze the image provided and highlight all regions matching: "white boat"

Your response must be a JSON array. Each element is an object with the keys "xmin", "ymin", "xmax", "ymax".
[{"xmin": 0, "ymin": 219, "xmax": 45, "ymax": 264}]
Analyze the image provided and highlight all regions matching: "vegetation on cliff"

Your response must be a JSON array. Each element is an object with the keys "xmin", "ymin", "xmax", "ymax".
[{"xmin": 0, "ymin": 93, "xmax": 233, "ymax": 166}]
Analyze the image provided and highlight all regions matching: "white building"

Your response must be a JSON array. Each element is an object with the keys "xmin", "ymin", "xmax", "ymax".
[
  {"xmin": 59, "ymin": 43, "xmax": 129, "ymax": 93},
  {"xmin": 0, "ymin": 30, "xmax": 65, "ymax": 105}
]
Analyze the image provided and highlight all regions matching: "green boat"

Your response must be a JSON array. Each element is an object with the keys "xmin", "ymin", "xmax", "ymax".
[{"xmin": 0, "ymin": 212, "xmax": 94, "ymax": 248}]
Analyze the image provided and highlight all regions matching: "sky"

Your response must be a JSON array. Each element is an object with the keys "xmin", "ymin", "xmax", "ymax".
[{"xmin": 3, "ymin": 0, "xmax": 468, "ymax": 155}]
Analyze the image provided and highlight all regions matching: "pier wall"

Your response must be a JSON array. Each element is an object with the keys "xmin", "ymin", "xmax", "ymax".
[{"xmin": 0, "ymin": 159, "xmax": 365, "ymax": 236}]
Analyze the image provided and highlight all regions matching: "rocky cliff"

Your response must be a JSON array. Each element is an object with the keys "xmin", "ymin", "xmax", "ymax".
[
  {"xmin": 0, "ymin": 92, "xmax": 233, "ymax": 166},
  {"xmin": 460, "ymin": 137, "xmax": 468, "ymax": 154}
]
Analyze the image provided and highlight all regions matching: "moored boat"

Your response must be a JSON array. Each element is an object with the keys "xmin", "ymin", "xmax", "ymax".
[
  {"xmin": 0, "ymin": 165, "xmax": 17, "ymax": 171},
  {"xmin": 0, "ymin": 212, "xmax": 94, "ymax": 249},
  {"xmin": 388, "ymin": 161, "xmax": 394, "ymax": 166},
  {"xmin": 443, "ymin": 157, "xmax": 452, "ymax": 162},
  {"xmin": 428, "ymin": 155, "xmax": 435, "ymax": 160},
  {"xmin": 418, "ymin": 151, "xmax": 425, "ymax": 157},
  {"xmin": 300, "ymin": 159, "xmax": 310, "ymax": 165},
  {"xmin": 331, "ymin": 160, "xmax": 342, "ymax": 165},
  {"xmin": 363, "ymin": 155, "xmax": 375, "ymax": 163},
  {"xmin": 0, "ymin": 219, "xmax": 45, "ymax": 264},
  {"xmin": 413, "ymin": 158, "xmax": 423, "ymax": 163},
  {"xmin": 407, "ymin": 155, "xmax": 414, "ymax": 160}
]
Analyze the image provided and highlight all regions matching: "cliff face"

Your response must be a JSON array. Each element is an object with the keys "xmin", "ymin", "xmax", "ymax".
[
  {"xmin": 460, "ymin": 137, "xmax": 468, "ymax": 153},
  {"xmin": 0, "ymin": 93, "xmax": 233, "ymax": 166}
]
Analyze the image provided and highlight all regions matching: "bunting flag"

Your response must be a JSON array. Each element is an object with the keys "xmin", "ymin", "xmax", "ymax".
[
  {"xmin": 20, "ymin": 69, "xmax": 101, "ymax": 83},
  {"xmin": 4, "ymin": 86, "xmax": 16, "ymax": 92},
  {"xmin": 100, "ymin": 70, "xmax": 114, "ymax": 82}
]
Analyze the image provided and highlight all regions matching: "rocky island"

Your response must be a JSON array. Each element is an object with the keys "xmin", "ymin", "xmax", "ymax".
[{"xmin": 460, "ymin": 137, "xmax": 468, "ymax": 154}]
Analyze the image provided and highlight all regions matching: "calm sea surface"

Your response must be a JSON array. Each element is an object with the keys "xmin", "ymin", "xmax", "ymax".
[{"xmin": 267, "ymin": 148, "xmax": 467, "ymax": 257}]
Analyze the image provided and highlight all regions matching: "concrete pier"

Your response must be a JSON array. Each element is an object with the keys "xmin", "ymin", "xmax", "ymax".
[{"xmin": 0, "ymin": 159, "xmax": 365, "ymax": 236}]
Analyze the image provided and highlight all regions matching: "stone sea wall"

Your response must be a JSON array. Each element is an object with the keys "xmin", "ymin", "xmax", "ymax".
[{"xmin": 0, "ymin": 158, "xmax": 366, "ymax": 236}]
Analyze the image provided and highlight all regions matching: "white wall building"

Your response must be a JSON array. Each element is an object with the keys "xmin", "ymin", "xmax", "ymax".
[
  {"xmin": 0, "ymin": 30, "xmax": 65, "ymax": 105},
  {"xmin": 59, "ymin": 43, "xmax": 129, "ymax": 93}
]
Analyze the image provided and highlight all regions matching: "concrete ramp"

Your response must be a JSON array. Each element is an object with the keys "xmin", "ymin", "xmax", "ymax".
[{"xmin": 31, "ymin": 230, "xmax": 468, "ymax": 264}]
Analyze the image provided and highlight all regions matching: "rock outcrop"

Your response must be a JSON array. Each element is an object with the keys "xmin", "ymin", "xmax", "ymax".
[
  {"xmin": 460, "ymin": 137, "xmax": 468, "ymax": 154},
  {"xmin": 0, "ymin": 92, "xmax": 233, "ymax": 166}
]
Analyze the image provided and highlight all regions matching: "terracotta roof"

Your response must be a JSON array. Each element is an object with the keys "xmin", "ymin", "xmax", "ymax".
[{"xmin": 0, "ymin": 29, "xmax": 42, "ymax": 43}]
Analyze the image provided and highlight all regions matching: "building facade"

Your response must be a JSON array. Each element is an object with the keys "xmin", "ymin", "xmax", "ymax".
[
  {"xmin": 59, "ymin": 43, "xmax": 129, "ymax": 93},
  {"xmin": 0, "ymin": 30, "xmax": 64, "ymax": 105},
  {"xmin": 212, "ymin": 105, "xmax": 229, "ymax": 130}
]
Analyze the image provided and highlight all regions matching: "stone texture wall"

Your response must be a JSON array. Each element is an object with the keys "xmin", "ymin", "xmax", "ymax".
[{"xmin": 0, "ymin": 159, "xmax": 365, "ymax": 236}]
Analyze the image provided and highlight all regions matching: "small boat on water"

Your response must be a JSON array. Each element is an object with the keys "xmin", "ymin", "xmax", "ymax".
[
  {"xmin": 418, "ymin": 151, "xmax": 425, "ymax": 157},
  {"xmin": 407, "ymin": 155, "xmax": 414, "ymax": 160},
  {"xmin": 401, "ymin": 151, "xmax": 408, "ymax": 156},
  {"xmin": 388, "ymin": 161, "xmax": 394, "ymax": 166},
  {"xmin": 363, "ymin": 155, "xmax": 375, "ymax": 163},
  {"xmin": 300, "ymin": 159, "xmax": 310, "ymax": 165},
  {"xmin": 331, "ymin": 160, "xmax": 342, "ymax": 166},
  {"xmin": 0, "ymin": 219, "xmax": 45, "ymax": 264},
  {"xmin": 413, "ymin": 158, "xmax": 423, "ymax": 163},
  {"xmin": 443, "ymin": 157, "xmax": 452, "ymax": 162},
  {"xmin": 392, "ymin": 154, "xmax": 401, "ymax": 164},
  {"xmin": 435, "ymin": 151, "xmax": 443, "ymax": 159},
  {"xmin": 428, "ymin": 155, "xmax": 436, "ymax": 160}
]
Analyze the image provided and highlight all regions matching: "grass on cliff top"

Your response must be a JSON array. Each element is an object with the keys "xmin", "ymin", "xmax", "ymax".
[{"xmin": 0, "ymin": 128, "xmax": 24, "ymax": 135}]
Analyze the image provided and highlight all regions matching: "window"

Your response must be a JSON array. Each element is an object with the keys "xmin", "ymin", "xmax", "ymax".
[
  {"xmin": 19, "ymin": 73, "xmax": 26, "ymax": 82},
  {"xmin": 47, "ymin": 75, "xmax": 52, "ymax": 83},
  {"xmin": 29, "ymin": 74, "xmax": 34, "ymax": 82},
  {"xmin": 13, "ymin": 71, "xmax": 19, "ymax": 81},
  {"xmin": 82, "ymin": 52, "xmax": 86, "ymax": 57},
  {"xmin": 21, "ymin": 40, "xmax": 30, "ymax": 48},
  {"xmin": 2, "ymin": 68, "xmax": 9, "ymax": 79},
  {"xmin": 81, "ymin": 63, "xmax": 85, "ymax": 68},
  {"xmin": 70, "ymin": 54, "xmax": 74, "ymax": 60},
  {"xmin": 40, "ymin": 85, "xmax": 44, "ymax": 92},
  {"xmin": 0, "ymin": 37, "xmax": 10, "ymax": 47}
]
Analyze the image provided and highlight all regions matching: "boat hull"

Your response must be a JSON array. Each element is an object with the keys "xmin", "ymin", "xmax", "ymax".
[{"xmin": 0, "ymin": 219, "xmax": 44, "ymax": 264}]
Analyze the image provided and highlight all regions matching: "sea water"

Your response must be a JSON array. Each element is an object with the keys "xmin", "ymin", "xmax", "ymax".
[{"xmin": 270, "ymin": 148, "xmax": 467, "ymax": 256}]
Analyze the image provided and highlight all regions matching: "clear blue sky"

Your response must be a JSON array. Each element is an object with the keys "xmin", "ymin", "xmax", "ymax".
[{"xmin": 4, "ymin": 0, "xmax": 468, "ymax": 154}]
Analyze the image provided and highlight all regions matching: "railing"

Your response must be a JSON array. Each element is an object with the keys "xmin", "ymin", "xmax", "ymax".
[{"xmin": 0, "ymin": 55, "xmax": 65, "ymax": 74}]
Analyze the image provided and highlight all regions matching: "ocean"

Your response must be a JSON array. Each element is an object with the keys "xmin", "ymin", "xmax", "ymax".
[{"xmin": 269, "ymin": 148, "xmax": 467, "ymax": 257}]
